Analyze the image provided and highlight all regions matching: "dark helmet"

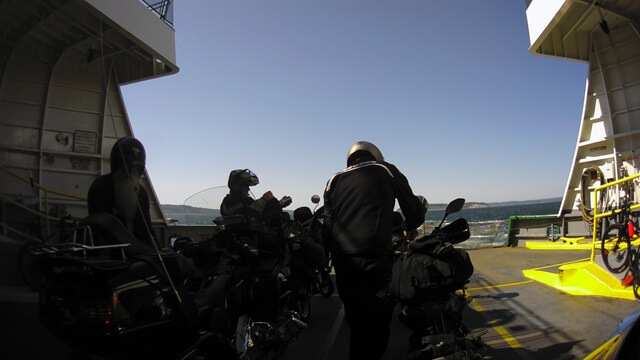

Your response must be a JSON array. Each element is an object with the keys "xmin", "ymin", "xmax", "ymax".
[
  {"xmin": 110, "ymin": 136, "xmax": 145, "ymax": 174},
  {"xmin": 347, "ymin": 141, "xmax": 384, "ymax": 166},
  {"xmin": 293, "ymin": 207, "xmax": 313, "ymax": 223},
  {"xmin": 228, "ymin": 169, "xmax": 259, "ymax": 188}
]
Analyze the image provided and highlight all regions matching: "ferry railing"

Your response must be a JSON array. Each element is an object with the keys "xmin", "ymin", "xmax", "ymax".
[
  {"xmin": 0, "ymin": 164, "xmax": 85, "ymax": 240},
  {"xmin": 139, "ymin": 0, "xmax": 174, "ymax": 27},
  {"xmin": 590, "ymin": 173, "xmax": 640, "ymax": 263}
]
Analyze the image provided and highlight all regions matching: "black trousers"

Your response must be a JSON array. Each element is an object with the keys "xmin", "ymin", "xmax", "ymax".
[{"xmin": 333, "ymin": 254, "xmax": 395, "ymax": 360}]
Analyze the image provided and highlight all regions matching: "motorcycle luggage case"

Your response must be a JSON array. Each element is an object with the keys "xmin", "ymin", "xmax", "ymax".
[{"xmin": 37, "ymin": 256, "xmax": 177, "ymax": 343}]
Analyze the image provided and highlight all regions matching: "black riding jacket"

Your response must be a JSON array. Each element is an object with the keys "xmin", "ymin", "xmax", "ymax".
[
  {"xmin": 87, "ymin": 173, "xmax": 156, "ymax": 247},
  {"xmin": 323, "ymin": 160, "xmax": 425, "ymax": 257}
]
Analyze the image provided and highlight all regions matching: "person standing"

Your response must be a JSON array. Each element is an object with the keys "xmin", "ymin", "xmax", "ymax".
[{"xmin": 323, "ymin": 141, "xmax": 426, "ymax": 360}]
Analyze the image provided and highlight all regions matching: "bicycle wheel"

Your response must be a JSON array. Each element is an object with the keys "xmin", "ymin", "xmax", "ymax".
[
  {"xmin": 631, "ymin": 252, "xmax": 640, "ymax": 301},
  {"xmin": 601, "ymin": 224, "xmax": 632, "ymax": 274}
]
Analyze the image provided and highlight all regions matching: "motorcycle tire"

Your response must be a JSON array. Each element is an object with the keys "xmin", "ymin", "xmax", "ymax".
[
  {"xmin": 291, "ymin": 281, "xmax": 312, "ymax": 322},
  {"xmin": 296, "ymin": 292, "xmax": 312, "ymax": 322},
  {"xmin": 234, "ymin": 314, "xmax": 286, "ymax": 360},
  {"xmin": 318, "ymin": 271, "xmax": 335, "ymax": 297},
  {"xmin": 181, "ymin": 332, "xmax": 238, "ymax": 360}
]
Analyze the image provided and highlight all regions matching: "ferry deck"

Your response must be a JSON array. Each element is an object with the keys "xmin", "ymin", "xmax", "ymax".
[
  {"xmin": 2, "ymin": 1, "xmax": 640, "ymax": 359},
  {"xmin": 3, "ymin": 240, "xmax": 640, "ymax": 360}
]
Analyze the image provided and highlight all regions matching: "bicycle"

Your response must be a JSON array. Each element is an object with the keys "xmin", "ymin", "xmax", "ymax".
[
  {"xmin": 600, "ymin": 196, "xmax": 637, "ymax": 274},
  {"xmin": 622, "ymin": 246, "xmax": 640, "ymax": 300},
  {"xmin": 600, "ymin": 195, "xmax": 640, "ymax": 301}
]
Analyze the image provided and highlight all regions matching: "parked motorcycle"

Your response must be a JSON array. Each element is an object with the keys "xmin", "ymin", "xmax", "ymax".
[
  {"xmin": 390, "ymin": 198, "xmax": 486, "ymax": 360},
  {"xmin": 193, "ymin": 216, "xmax": 308, "ymax": 359},
  {"xmin": 184, "ymin": 187, "xmax": 310, "ymax": 360},
  {"xmin": 292, "ymin": 195, "xmax": 334, "ymax": 298},
  {"xmin": 29, "ymin": 213, "xmax": 234, "ymax": 360}
]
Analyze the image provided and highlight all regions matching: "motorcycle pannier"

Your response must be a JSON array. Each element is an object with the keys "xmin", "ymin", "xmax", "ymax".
[{"xmin": 390, "ymin": 248, "xmax": 473, "ymax": 301}]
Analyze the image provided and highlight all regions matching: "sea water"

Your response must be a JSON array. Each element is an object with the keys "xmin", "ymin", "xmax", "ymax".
[
  {"xmin": 171, "ymin": 201, "xmax": 563, "ymax": 248},
  {"xmin": 419, "ymin": 201, "xmax": 562, "ymax": 248}
]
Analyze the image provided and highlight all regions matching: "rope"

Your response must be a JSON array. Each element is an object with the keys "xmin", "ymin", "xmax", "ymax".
[{"xmin": 0, "ymin": 164, "xmax": 87, "ymax": 201}]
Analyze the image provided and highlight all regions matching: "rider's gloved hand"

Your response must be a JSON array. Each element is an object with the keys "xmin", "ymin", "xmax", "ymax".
[
  {"xmin": 263, "ymin": 191, "xmax": 275, "ymax": 201},
  {"xmin": 280, "ymin": 196, "xmax": 292, "ymax": 208}
]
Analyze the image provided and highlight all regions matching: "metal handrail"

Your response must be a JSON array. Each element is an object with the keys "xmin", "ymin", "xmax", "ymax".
[
  {"xmin": 0, "ymin": 164, "xmax": 85, "ymax": 236},
  {"xmin": 27, "ymin": 224, "xmax": 131, "ymax": 260},
  {"xmin": 590, "ymin": 173, "xmax": 640, "ymax": 262},
  {"xmin": 139, "ymin": 0, "xmax": 174, "ymax": 27}
]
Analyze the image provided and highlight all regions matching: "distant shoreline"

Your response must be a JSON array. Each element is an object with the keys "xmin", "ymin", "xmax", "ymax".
[
  {"xmin": 428, "ymin": 197, "xmax": 561, "ymax": 211},
  {"xmin": 164, "ymin": 197, "xmax": 563, "ymax": 216},
  {"xmin": 487, "ymin": 197, "xmax": 562, "ymax": 207}
]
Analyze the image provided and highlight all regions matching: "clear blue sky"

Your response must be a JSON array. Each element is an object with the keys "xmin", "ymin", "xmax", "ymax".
[{"xmin": 122, "ymin": 0, "xmax": 588, "ymax": 209}]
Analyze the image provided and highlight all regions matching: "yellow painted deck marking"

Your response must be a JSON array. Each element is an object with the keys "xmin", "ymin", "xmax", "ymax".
[
  {"xmin": 468, "ymin": 298, "xmax": 535, "ymax": 360},
  {"xmin": 466, "ymin": 279, "xmax": 534, "ymax": 292},
  {"xmin": 467, "ymin": 279, "xmax": 537, "ymax": 360}
]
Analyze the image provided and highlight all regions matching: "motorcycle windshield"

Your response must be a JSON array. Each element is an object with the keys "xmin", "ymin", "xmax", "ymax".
[{"xmin": 179, "ymin": 186, "xmax": 256, "ymax": 225}]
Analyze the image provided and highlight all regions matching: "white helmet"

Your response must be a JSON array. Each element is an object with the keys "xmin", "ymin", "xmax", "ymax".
[{"xmin": 347, "ymin": 141, "xmax": 384, "ymax": 166}]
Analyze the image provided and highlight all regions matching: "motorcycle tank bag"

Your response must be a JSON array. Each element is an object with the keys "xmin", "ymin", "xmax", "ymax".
[{"xmin": 391, "ymin": 247, "xmax": 474, "ymax": 301}]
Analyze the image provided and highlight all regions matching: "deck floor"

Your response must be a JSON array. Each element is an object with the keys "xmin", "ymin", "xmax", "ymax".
[
  {"xmin": 284, "ymin": 247, "xmax": 640, "ymax": 360},
  {"xmin": 3, "ymin": 244, "xmax": 640, "ymax": 359}
]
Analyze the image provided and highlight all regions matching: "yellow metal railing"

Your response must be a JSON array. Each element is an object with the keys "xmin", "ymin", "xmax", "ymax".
[
  {"xmin": 590, "ymin": 173, "xmax": 640, "ymax": 262},
  {"xmin": 521, "ymin": 173, "xmax": 640, "ymax": 300}
]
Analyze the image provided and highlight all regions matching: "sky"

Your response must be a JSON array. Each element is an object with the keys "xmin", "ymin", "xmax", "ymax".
[{"xmin": 121, "ymin": 0, "xmax": 589, "ymax": 210}]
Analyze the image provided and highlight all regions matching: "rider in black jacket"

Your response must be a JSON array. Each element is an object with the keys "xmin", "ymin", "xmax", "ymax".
[
  {"xmin": 323, "ymin": 141, "xmax": 426, "ymax": 360},
  {"xmin": 221, "ymin": 169, "xmax": 292, "ymax": 227},
  {"xmin": 87, "ymin": 136, "xmax": 158, "ymax": 248}
]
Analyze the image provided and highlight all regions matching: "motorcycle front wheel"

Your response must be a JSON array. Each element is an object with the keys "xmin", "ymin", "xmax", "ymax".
[
  {"xmin": 318, "ymin": 270, "xmax": 334, "ymax": 297},
  {"xmin": 234, "ymin": 314, "xmax": 285, "ymax": 360},
  {"xmin": 291, "ymin": 282, "xmax": 312, "ymax": 322}
]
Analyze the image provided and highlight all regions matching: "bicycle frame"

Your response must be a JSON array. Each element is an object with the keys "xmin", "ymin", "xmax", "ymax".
[{"xmin": 591, "ymin": 173, "xmax": 640, "ymax": 263}]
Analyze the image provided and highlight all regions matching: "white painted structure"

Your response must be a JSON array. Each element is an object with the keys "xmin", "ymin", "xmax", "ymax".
[
  {"xmin": 526, "ymin": 0, "xmax": 640, "ymax": 218},
  {"xmin": 0, "ymin": 0, "xmax": 178, "ymax": 241}
]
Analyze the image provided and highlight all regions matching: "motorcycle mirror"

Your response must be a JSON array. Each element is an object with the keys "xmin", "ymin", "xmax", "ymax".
[
  {"xmin": 437, "ymin": 198, "xmax": 466, "ymax": 229},
  {"xmin": 445, "ymin": 198, "xmax": 465, "ymax": 215},
  {"xmin": 311, "ymin": 195, "xmax": 320, "ymax": 204}
]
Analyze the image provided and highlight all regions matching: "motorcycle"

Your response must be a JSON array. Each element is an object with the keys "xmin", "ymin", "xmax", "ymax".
[
  {"xmin": 184, "ymin": 186, "xmax": 309, "ymax": 360},
  {"xmin": 29, "ymin": 213, "xmax": 235, "ymax": 360},
  {"xmin": 390, "ymin": 198, "xmax": 486, "ymax": 360},
  {"xmin": 292, "ymin": 195, "xmax": 334, "ymax": 298}
]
